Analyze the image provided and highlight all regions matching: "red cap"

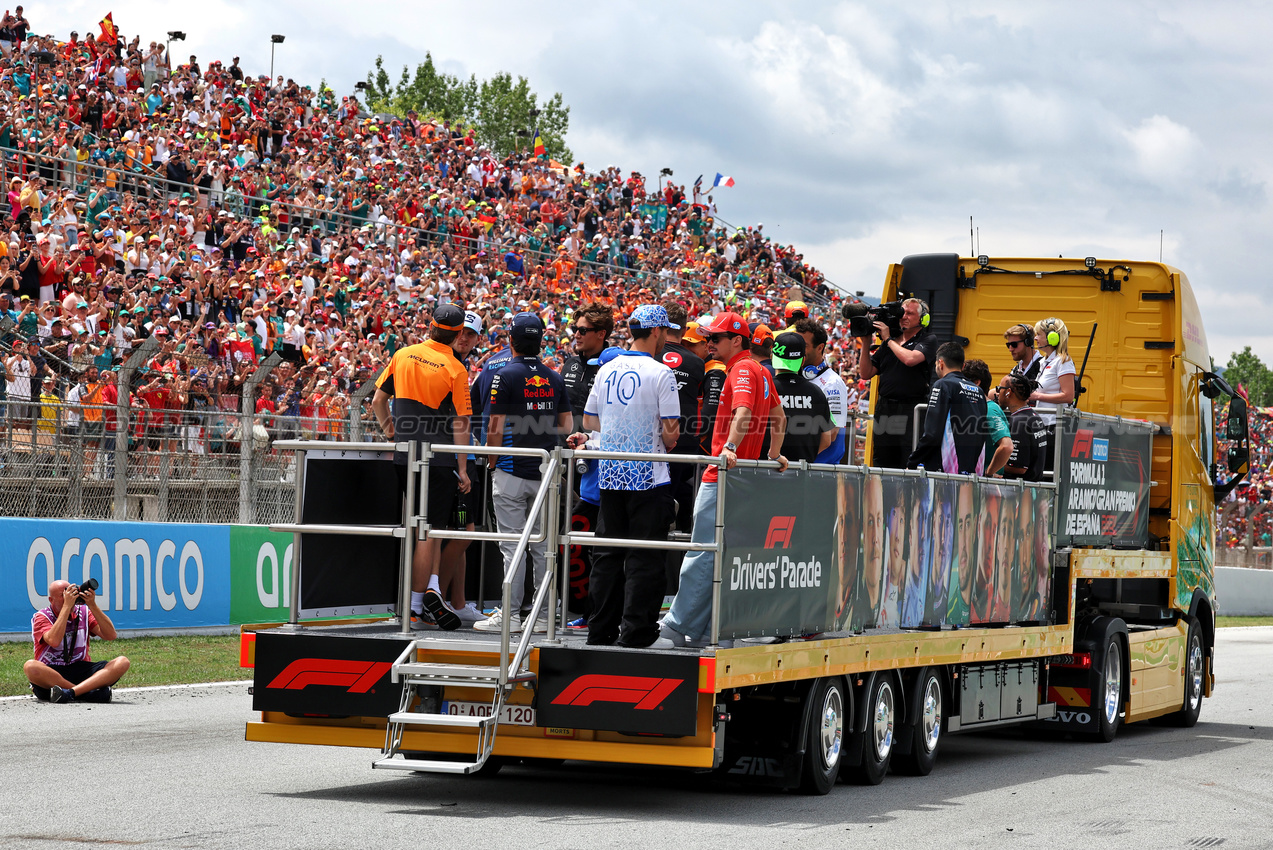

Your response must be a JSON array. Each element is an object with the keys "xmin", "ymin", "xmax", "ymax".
[{"xmin": 703, "ymin": 312, "xmax": 747, "ymax": 336}]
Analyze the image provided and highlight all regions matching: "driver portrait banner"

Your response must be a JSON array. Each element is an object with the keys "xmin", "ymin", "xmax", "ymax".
[
  {"xmin": 1055, "ymin": 412, "xmax": 1153, "ymax": 548},
  {"xmin": 719, "ymin": 467, "xmax": 1055, "ymax": 638}
]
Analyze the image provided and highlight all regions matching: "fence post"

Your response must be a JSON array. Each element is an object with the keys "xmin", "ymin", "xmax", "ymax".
[
  {"xmin": 348, "ymin": 377, "xmax": 378, "ymax": 441},
  {"xmin": 240, "ymin": 353, "xmax": 282, "ymax": 524},
  {"xmin": 113, "ymin": 337, "xmax": 159, "ymax": 521}
]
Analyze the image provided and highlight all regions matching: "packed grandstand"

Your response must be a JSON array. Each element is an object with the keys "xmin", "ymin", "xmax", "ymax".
[{"xmin": 0, "ymin": 9, "xmax": 1260, "ymax": 549}]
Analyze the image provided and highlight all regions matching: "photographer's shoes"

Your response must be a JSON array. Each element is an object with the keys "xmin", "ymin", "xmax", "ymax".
[
  {"xmin": 49, "ymin": 687, "xmax": 76, "ymax": 704},
  {"xmin": 83, "ymin": 686, "xmax": 112, "ymax": 704}
]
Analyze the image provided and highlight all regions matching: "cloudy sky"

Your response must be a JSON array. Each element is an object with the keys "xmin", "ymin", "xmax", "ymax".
[{"xmin": 44, "ymin": 1, "xmax": 1273, "ymax": 363}]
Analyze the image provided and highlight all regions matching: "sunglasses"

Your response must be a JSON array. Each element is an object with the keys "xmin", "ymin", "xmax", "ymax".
[
  {"xmin": 1005, "ymin": 340, "xmax": 1025, "ymax": 349},
  {"xmin": 573, "ymin": 324, "xmax": 598, "ymax": 334},
  {"xmin": 706, "ymin": 333, "xmax": 736, "ymax": 344}
]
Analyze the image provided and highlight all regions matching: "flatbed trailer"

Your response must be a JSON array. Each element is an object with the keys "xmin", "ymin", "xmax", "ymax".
[{"xmin": 243, "ymin": 255, "xmax": 1249, "ymax": 793}]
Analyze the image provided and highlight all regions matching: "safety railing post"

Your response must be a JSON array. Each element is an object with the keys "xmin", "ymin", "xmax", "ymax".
[
  {"xmin": 399, "ymin": 440, "xmax": 418, "ymax": 636},
  {"xmin": 710, "ymin": 461, "xmax": 728, "ymax": 648},
  {"xmin": 284, "ymin": 445, "xmax": 307, "ymax": 631},
  {"xmin": 543, "ymin": 447, "xmax": 564, "ymax": 643}
]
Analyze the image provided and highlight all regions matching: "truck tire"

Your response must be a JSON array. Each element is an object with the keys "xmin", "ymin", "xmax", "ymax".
[
  {"xmin": 851, "ymin": 673, "xmax": 896, "ymax": 785},
  {"xmin": 799, "ymin": 677, "xmax": 848, "ymax": 795},
  {"xmin": 1089, "ymin": 636, "xmax": 1123, "ymax": 743},
  {"xmin": 893, "ymin": 667, "xmax": 943, "ymax": 776},
  {"xmin": 1162, "ymin": 617, "xmax": 1204, "ymax": 728}
]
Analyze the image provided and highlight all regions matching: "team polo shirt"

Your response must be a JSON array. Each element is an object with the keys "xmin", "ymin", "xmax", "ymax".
[
  {"xmin": 376, "ymin": 338, "xmax": 472, "ymax": 467},
  {"xmin": 804, "ymin": 361, "xmax": 848, "ymax": 464},
  {"xmin": 584, "ymin": 351, "xmax": 680, "ymax": 491},
  {"xmin": 489, "ymin": 355, "xmax": 569, "ymax": 479},
  {"xmin": 774, "ymin": 371, "xmax": 832, "ymax": 464},
  {"xmin": 702, "ymin": 351, "xmax": 779, "ymax": 484}
]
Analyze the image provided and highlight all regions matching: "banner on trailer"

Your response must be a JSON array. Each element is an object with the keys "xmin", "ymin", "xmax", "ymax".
[
  {"xmin": 717, "ymin": 469, "xmax": 838, "ymax": 638},
  {"xmin": 1055, "ymin": 412, "xmax": 1153, "ymax": 548},
  {"xmin": 718, "ymin": 468, "xmax": 1054, "ymax": 638},
  {"xmin": 1, "ymin": 518, "xmax": 230, "ymax": 632},
  {"xmin": 228, "ymin": 525, "xmax": 297, "ymax": 625}
]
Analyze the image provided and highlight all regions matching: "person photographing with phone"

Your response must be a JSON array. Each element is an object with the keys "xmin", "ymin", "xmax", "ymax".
[{"xmin": 23, "ymin": 578, "xmax": 130, "ymax": 703}]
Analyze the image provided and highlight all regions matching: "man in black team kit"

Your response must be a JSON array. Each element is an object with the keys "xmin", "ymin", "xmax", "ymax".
[
  {"xmin": 660, "ymin": 302, "xmax": 705, "ymax": 532},
  {"xmin": 771, "ymin": 332, "xmax": 835, "ymax": 463},
  {"xmin": 909, "ymin": 342, "xmax": 988, "ymax": 475},
  {"xmin": 560, "ymin": 302, "xmax": 614, "ymax": 628},
  {"xmin": 858, "ymin": 298, "xmax": 937, "ymax": 468},
  {"xmin": 561, "ymin": 301, "xmax": 614, "ymax": 432}
]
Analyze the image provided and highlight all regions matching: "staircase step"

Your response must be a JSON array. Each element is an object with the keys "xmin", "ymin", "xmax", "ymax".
[
  {"xmin": 388, "ymin": 711, "xmax": 491, "ymax": 727},
  {"xmin": 373, "ymin": 757, "xmax": 482, "ymax": 774},
  {"xmin": 398, "ymin": 662, "xmax": 501, "ymax": 679}
]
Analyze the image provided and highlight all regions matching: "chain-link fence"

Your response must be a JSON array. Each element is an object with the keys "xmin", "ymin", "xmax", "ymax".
[{"xmin": 0, "ymin": 338, "xmax": 383, "ymax": 523}]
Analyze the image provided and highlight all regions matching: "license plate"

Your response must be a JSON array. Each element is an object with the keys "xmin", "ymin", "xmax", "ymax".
[{"xmin": 441, "ymin": 701, "xmax": 536, "ymax": 726}]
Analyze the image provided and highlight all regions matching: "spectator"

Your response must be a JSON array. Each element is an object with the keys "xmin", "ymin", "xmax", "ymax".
[
  {"xmin": 1004, "ymin": 322, "xmax": 1043, "ymax": 383},
  {"xmin": 1031, "ymin": 317, "xmax": 1076, "ymax": 471}
]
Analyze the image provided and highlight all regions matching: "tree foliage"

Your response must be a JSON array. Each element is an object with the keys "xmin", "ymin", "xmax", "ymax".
[
  {"xmin": 1224, "ymin": 347, "xmax": 1273, "ymax": 407},
  {"xmin": 364, "ymin": 54, "xmax": 572, "ymax": 163}
]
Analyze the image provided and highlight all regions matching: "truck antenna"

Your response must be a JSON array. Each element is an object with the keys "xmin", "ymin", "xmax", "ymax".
[
  {"xmin": 1075, "ymin": 322, "xmax": 1098, "ymax": 406},
  {"xmin": 970, "ymin": 216, "xmax": 974, "ymax": 256}
]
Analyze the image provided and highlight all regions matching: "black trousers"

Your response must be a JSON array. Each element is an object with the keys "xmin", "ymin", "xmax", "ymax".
[
  {"xmin": 588, "ymin": 485, "xmax": 673, "ymax": 648},
  {"xmin": 565, "ymin": 496, "xmax": 598, "ymax": 617},
  {"xmin": 871, "ymin": 398, "xmax": 923, "ymax": 469}
]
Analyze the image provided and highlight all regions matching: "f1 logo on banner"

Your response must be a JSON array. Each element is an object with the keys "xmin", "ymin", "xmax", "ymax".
[
  {"xmin": 267, "ymin": 659, "xmax": 392, "ymax": 694},
  {"xmin": 550, "ymin": 675, "xmax": 684, "ymax": 710},
  {"xmin": 764, "ymin": 517, "xmax": 797, "ymax": 549}
]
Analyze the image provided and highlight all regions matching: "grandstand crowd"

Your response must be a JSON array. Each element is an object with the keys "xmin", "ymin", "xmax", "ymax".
[{"xmin": 0, "ymin": 8, "xmax": 867, "ymax": 441}]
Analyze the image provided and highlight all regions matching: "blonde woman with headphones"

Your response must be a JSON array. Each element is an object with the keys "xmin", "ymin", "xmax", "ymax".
[{"xmin": 1030, "ymin": 317, "xmax": 1075, "ymax": 471}]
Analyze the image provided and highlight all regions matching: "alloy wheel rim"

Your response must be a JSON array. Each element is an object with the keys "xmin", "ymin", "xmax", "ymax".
[
  {"xmin": 873, "ymin": 682, "xmax": 895, "ymax": 761},
  {"xmin": 1104, "ymin": 645, "xmax": 1121, "ymax": 725},
  {"xmin": 921, "ymin": 677, "xmax": 941, "ymax": 754},
  {"xmin": 821, "ymin": 688, "xmax": 844, "ymax": 769}
]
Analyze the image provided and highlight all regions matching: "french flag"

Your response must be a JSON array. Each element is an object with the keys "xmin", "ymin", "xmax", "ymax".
[{"xmin": 712, "ymin": 173, "xmax": 735, "ymax": 188}]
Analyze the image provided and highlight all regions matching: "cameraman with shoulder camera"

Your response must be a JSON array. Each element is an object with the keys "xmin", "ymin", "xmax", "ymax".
[
  {"xmin": 857, "ymin": 297, "xmax": 936, "ymax": 468},
  {"xmin": 23, "ymin": 579, "xmax": 130, "ymax": 704}
]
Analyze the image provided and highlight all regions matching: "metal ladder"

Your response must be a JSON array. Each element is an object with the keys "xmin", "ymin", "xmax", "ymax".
[{"xmin": 373, "ymin": 637, "xmax": 537, "ymax": 774}]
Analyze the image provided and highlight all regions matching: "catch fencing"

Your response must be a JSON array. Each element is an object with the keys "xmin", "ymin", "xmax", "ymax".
[{"xmin": 0, "ymin": 340, "xmax": 384, "ymax": 524}]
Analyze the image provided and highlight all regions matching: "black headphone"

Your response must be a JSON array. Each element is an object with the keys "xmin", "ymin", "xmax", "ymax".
[{"xmin": 1015, "ymin": 323, "xmax": 1035, "ymax": 348}]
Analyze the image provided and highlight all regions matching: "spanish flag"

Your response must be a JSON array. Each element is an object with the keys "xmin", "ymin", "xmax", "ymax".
[
  {"xmin": 99, "ymin": 12, "xmax": 118, "ymax": 45},
  {"xmin": 532, "ymin": 127, "xmax": 545, "ymax": 158}
]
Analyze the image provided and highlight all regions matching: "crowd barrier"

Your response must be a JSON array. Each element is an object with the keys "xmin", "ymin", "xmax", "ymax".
[{"xmin": 0, "ymin": 517, "xmax": 298, "ymax": 634}]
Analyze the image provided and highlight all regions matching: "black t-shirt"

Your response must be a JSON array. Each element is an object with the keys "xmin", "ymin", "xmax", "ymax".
[
  {"xmin": 870, "ymin": 327, "xmax": 937, "ymax": 402},
  {"xmin": 1005, "ymin": 405, "xmax": 1046, "ymax": 482},
  {"xmin": 774, "ymin": 371, "xmax": 833, "ymax": 464},
  {"xmin": 699, "ymin": 364, "xmax": 727, "ymax": 454},
  {"xmin": 560, "ymin": 353, "xmax": 599, "ymax": 433},
  {"xmin": 488, "ymin": 355, "xmax": 569, "ymax": 479},
  {"xmin": 660, "ymin": 341, "xmax": 704, "ymax": 451}
]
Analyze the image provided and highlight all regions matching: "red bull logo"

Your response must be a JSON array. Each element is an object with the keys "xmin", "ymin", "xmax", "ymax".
[{"xmin": 527, "ymin": 375, "xmax": 551, "ymax": 388}]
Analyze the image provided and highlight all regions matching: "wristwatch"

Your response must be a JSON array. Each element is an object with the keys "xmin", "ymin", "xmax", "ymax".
[{"xmin": 723, "ymin": 441, "xmax": 738, "ymax": 453}]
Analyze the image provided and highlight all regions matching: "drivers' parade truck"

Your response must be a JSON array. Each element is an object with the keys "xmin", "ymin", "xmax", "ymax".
[{"xmin": 241, "ymin": 254, "xmax": 1248, "ymax": 794}]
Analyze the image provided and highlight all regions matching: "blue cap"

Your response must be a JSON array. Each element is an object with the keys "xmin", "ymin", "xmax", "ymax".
[
  {"xmin": 628, "ymin": 304, "xmax": 679, "ymax": 330},
  {"xmin": 590, "ymin": 346, "xmax": 625, "ymax": 367},
  {"xmin": 510, "ymin": 312, "xmax": 544, "ymax": 345}
]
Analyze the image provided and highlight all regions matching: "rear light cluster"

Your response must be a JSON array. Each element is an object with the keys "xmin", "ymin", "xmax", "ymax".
[{"xmin": 1050, "ymin": 652, "xmax": 1093, "ymax": 669}]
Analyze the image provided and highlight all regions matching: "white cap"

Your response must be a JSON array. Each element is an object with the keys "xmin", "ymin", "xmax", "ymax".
[{"xmin": 463, "ymin": 310, "xmax": 482, "ymax": 334}]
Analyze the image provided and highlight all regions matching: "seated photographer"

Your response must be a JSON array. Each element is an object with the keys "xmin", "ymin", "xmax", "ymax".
[{"xmin": 23, "ymin": 579, "xmax": 130, "ymax": 704}]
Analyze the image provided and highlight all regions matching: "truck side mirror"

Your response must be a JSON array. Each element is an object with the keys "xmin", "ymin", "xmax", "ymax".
[
  {"xmin": 1229, "ymin": 444, "xmax": 1250, "ymax": 475},
  {"xmin": 1227, "ymin": 396, "xmax": 1249, "ymax": 440}
]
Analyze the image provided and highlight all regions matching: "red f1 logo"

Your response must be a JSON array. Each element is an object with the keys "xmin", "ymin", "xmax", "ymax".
[
  {"xmin": 551, "ymin": 675, "xmax": 684, "ymax": 710},
  {"xmin": 765, "ymin": 516, "xmax": 797, "ymax": 549},
  {"xmin": 1071, "ymin": 429, "xmax": 1094, "ymax": 459},
  {"xmin": 267, "ymin": 659, "xmax": 392, "ymax": 693}
]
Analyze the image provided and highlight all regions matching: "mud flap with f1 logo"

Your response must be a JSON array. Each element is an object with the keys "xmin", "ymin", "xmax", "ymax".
[
  {"xmin": 252, "ymin": 632, "xmax": 411, "ymax": 717},
  {"xmin": 536, "ymin": 647, "xmax": 701, "ymax": 736}
]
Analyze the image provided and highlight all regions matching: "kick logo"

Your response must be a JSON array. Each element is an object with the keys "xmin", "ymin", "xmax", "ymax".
[{"xmin": 764, "ymin": 516, "xmax": 796, "ymax": 549}]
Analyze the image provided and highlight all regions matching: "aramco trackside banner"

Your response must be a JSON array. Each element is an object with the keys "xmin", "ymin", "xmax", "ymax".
[{"xmin": 719, "ymin": 469, "xmax": 1055, "ymax": 638}]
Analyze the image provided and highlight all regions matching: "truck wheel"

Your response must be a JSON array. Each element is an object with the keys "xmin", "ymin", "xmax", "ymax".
[
  {"xmin": 852, "ymin": 674, "xmax": 896, "ymax": 785},
  {"xmin": 894, "ymin": 668, "xmax": 942, "ymax": 776},
  {"xmin": 1163, "ymin": 618, "xmax": 1204, "ymax": 728},
  {"xmin": 1090, "ymin": 637, "xmax": 1123, "ymax": 743},
  {"xmin": 799, "ymin": 677, "xmax": 847, "ymax": 795}
]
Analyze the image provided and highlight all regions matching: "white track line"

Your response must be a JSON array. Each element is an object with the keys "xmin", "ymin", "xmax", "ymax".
[{"xmin": 0, "ymin": 679, "xmax": 251, "ymax": 702}]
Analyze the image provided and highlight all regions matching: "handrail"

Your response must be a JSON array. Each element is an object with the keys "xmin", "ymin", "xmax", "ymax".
[{"xmin": 500, "ymin": 455, "xmax": 560, "ymax": 684}]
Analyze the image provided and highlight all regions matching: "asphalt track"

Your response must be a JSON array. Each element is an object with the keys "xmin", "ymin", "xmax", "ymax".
[{"xmin": 3, "ymin": 629, "xmax": 1272, "ymax": 850}]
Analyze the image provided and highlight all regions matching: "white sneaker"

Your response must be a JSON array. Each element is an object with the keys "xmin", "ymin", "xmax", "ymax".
[
  {"xmin": 453, "ymin": 602, "xmax": 483, "ymax": 624},
  {"xmin": 474, "ymin": 609, "xmax": 521, "ymax": 633},
  {"xmin": 530, "ymin": 613, "xmax": 550, "ymax": 633}
]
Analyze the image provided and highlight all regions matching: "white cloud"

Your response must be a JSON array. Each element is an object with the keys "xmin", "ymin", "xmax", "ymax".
[{"xmin": 1121, "ymin": 114, "xmax": 1203, "ymax": 182}]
